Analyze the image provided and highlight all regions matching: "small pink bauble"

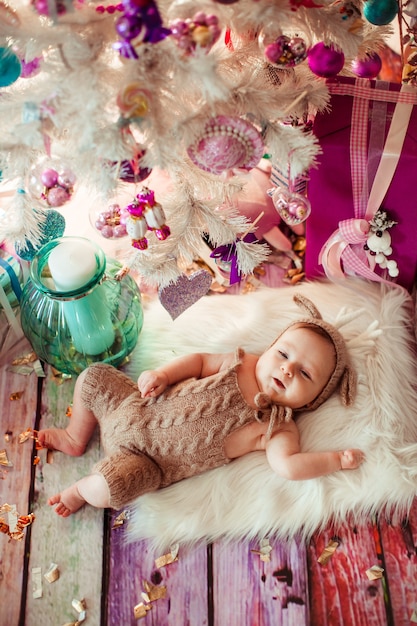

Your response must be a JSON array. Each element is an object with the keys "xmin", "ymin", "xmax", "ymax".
[
  {"xmin": 270, "ymin": 187, "xmax": 311, "ymax": 226},
  {"xmin": 41, "ymin": 168, "xmax": 59, "ymax": 188},
  {"xmin": 46, "ymin": 186, "xmax": 70, "ymax": 207},
  {"xmin": 307, "ymin": 43, "xmax": 345, "ymax": 77},
  {"xmin": 351, "ymin": 52, "xmax": 382, "ymax": 78},
  {"xmin": 187, "ymin": 115, "xmax": 264, "ymax": 175}
]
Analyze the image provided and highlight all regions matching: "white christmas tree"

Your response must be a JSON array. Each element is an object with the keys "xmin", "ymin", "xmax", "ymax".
[{"xmin": 0, "ymin": 0, "xmax": 403, "ymax": 286}]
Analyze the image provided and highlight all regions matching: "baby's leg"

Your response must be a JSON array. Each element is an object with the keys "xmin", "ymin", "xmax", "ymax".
[
  {"xmin": 48, "ymin": 473, "xmax": 110, "ymax": 517},
  {"xmin": 38, "ymin": 369, "xmax": 98, "ymax": 456}
]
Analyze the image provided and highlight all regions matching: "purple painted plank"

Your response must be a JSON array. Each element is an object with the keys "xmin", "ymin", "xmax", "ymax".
[
  {"xmin": 107, "ymin": 512, "xmax": 209, "ymax": 626},
  {"xmin": 211, "ymin": 536, "xmax": 309, "ymax": 626}
]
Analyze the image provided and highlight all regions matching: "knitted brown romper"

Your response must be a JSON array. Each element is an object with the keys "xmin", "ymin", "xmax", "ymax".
[{"xmin": 80, "ymin": 349, "xmax": 276, "ymax": 509}]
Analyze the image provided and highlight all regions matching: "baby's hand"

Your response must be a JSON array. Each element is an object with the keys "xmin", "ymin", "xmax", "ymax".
[
  {"xmin": 138, "ymin": 370, "xmax": 169, "ymax": 398},
  {"xmin": 339, "ymin": 449, "xmax": 365, "ymax": 470}
]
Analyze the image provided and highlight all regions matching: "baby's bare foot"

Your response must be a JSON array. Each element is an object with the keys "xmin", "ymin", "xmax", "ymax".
[
  {"xmin": 37, "ymin": 428, "xmax": 85, "ymax": 456},
  {"xmin": 48, "ymin": 485, "xmax": 86, "ymax": 517},
  {"xmin": 340, "ymin": 448, "xmax": 365, "ymax": 470}
]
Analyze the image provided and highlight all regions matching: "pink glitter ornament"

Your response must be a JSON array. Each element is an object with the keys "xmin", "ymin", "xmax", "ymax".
[
  {"xmin": 187, "ymin": 115, "xmax": 264, "ymax": 175},
  {"xmin": 307, "ymin": 42, "xmax": 345, "ymax": 77}
]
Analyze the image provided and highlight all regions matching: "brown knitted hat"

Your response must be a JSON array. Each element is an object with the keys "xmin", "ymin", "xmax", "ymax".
[{"xmin": 275, "ymin": 294, "xmax": 357, "ymax": 412}]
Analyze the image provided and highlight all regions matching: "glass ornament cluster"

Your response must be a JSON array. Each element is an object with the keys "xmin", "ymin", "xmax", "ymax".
[
  {"xmin": 170, "ymin": 11, "xmax": 221, "ymax": 54},
  {"xmin": 27, "ymin": 160, "xmax": 76, "ymax": 208}
]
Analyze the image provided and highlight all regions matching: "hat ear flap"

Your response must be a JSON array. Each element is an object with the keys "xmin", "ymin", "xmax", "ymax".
[
  {"xmin": 339, "ymin": 366, "xmax": 357, "ymax": 406},
  {"xmin": 293, "ymin": 294, "xmax": 323, "ymax": 320}
]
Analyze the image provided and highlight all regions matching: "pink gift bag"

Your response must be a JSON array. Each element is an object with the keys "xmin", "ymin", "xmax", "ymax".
[{"xmin": 305, "ymin": 77, "xmax": 417, "ymax": 292}]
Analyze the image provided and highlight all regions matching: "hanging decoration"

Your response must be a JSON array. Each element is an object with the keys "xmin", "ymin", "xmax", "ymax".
[
  {"xmin": 187, "ymin": 115, "xmax": 264, "ymax": 175},
  {"xmin": 124, "ymin": 187, "xmax": 170, "ymax": 250}
]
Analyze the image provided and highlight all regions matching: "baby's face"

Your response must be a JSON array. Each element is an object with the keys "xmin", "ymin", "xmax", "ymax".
[{"xmin": 255, "ymin": 325, "xmax": 336, "ymax": 409}]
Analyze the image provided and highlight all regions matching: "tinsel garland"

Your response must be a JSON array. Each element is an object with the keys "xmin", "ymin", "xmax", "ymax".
[{"xmin": 0, "ymin": 0, "xmax": 394, "ymax": 285}]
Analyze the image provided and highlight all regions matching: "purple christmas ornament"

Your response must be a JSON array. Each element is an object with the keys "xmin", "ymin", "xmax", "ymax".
[
  {"xmin": 307, "ymin": 43, "xmax": 345, "ymax": 77},
  {"xmin": 351, "ymin": 52, "xmax": 382, "ymax": 78}
]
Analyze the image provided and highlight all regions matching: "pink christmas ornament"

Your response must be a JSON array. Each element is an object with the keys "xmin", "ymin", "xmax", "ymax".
[
  {"xmin": 187, "ymin": 115, "xmax": 264, "ymax": 175},
  {"xmin": 27, "ymin": 160, "xmax": 76, "ymax": 207},
  {"xmin": 351, "ymin": 52, "xmax": 382, "ymax": 78},
  {"xmin": 158, "ymin": 271, "xmax": 213, "ymax": 319},
  {"xmin": 264, "ymin": 35, "xmax": 307, "ymax": 67},
  {"xmin": 124, "ymin": 187, "xmax": 170, "ymax": 250},
  {"xmin": 307, "ymin": 42, "xmax": 345, "ymax": 77},
  {"xmin": 93, "ymin": 203, "xmax": 128, "ymax": 239},
  {"xmin": 269, "ymin": 186, "xmax": 311, "ymax": 227}
]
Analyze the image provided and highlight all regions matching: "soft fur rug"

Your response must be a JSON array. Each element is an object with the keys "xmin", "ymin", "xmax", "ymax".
[{"xmin": 124, "ymin": 279, "xmax": 417, "ymax": 548}]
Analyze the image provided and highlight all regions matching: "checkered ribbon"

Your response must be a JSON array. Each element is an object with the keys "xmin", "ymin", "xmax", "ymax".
[{"xmin": 320, "ymin": 79, "xmax": 416, "ymax": 285}]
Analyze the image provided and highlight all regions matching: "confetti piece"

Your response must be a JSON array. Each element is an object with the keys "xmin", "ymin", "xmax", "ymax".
[
  {"xmin": 72, "ymin": 599, "xmax": 87, "ymax": 614},
  {"xmin": 0, "ymin": 449, "xmax": 13, "ymax": 467},
  {"xmin": 19, "ymin": 427, "xmax": 37, "ymax": 443},
  {"xmin": 12, "ymin": 351, "xmax": 38, "ymax": 366},
  {"xmin": 0, "ymin": 504, "xmax": 35, "ymax": 540},
  {"xmin": 142, "ymin": 580, "xmax": 167, "ymax": 602},
  {"xmin": 317, "ymin": 539, "xmax": 340, "ymax": 565},
  {"xmin": 4, "ymin": 430, "xmax": 12, "ymax": 443},
  {"xmin": 71, "ymin": 598, "xmax": 87, "ymax": 623},
  {"xmin": 44, "ymin": 562, "xmax": 60, "ymax": 583},
  {"xmin": 365, "ymin": 565, "xmax": 384, "ymax": 580},
  {"xmin": 134, "ymin": 602, "xmax": 152, "ymax": 619},
  {"xmin": 32, "ymin": 567, "xmax": 43, "ymax": 599},
  {"xmin": 10, "ymin": 391, "xmax": 23, "ymax": 400},
  {"xmin": 251, "ymin": 538, "xmax": 273, "ymax": 562},
  {"xmin": 112, "ymin": 510, "xmax": 128, "ymax": 529},
  {"xmin": 155, "ymin": 543, "xmax": 179, "ymax": 568},
  {"xmin": 410, "ymin": 604, "xmax": 417, "ymax": 623}
]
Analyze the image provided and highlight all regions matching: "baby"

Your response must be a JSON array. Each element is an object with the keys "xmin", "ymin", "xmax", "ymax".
[{"xmin": 38, "ymin": 294, "xmax": 364, "ymax": 517}]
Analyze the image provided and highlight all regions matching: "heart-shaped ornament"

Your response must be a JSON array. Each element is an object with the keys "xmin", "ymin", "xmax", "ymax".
[{"xmin": 158, "ymin": 270, "xmax": 212, "ymax": 320}]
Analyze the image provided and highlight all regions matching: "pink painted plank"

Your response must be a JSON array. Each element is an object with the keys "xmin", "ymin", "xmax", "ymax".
[
  {"xmin": 107, "ymin": 511, "xmax": 209, "ymax": 626},
  {"xmin": 211, "ymin": 536, "xmax": 309, "ymax": 626},
  {"xmin": 0, "ymin": 365, "xmax": 39, "ymax": 626},
  {"xmin": 307, "ymin": 519, "xmax": 389, "ymax": 625},
  {"xmin": 378, "ymin": 499, "xmax": 417, "ymax": 625}
]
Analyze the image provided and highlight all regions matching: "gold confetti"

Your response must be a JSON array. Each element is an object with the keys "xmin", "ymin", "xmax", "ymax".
[
  {"xmin": 112, "ymin": 510, "xmax": 128, "ymax": 529},
  {"xmin": 32, "ymin": 566, "xmax": 42, "ymax": 599},
  {"xmin": 71, "ymin": 598, "xmax": 87, "ymax": 624},
  {"xmin": 142, "ymin": 580, "xmax": 167, "ymax": 602},
  {"xmin": 134, "ymin": 602, "xmax": 152, "ymax": 619},
  {"xmin": 317, "ymin": 539, "xmax": 340, "ymax": 566},
  {"xmin": 66, "ymin": 404, "xmax": 73, "ymax": 418},
  {"xmin": 0, "ymin": 449, "xmax": 13, "ymax": 467},
  {"xmin": 155, "ymin": 543, "xmax": 179, "ymax": 568},
  {"xmin": 4, "ymin": 430, "xmax": 12, "ymax": 443},
  {"xmin": 71, "ymin": 599, "xmax": 87, "ymax": 614},
  {"xmin": 19, "ymin": 427, "xmax": 36, "ymax": 443},
  {"xmin": 12, "ymin": 352, "xmax": 38, "ymax": 366},
  {"xmin": 251, "ymin": 538, "xmax": 273, "ymax": 562},
  {"xmin": 9, "ymin": 391, "xmax": 23, "ymax": 401},
  {"xmin": 365, "ymin": 565, "xmax": 384, "ymax": 580},
  {"xmin": 44, "ymin": 562, "xmax": 60, "ymax": 583}
]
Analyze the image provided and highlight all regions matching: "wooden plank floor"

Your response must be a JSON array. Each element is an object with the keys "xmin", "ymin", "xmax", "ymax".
[{"xmin": 2, "ymin": 354, "xmax": 417, "ymax": 625}]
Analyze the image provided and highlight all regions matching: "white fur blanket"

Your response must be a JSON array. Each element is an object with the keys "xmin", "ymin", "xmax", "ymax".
[{"xmin": 124, "ymin": 279, "xmax": 417, "ymax": 548}]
